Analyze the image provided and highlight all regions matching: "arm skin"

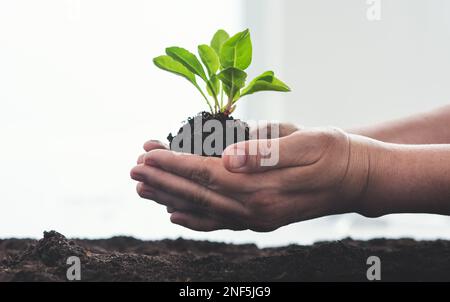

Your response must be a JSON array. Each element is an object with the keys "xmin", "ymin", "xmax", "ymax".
[
  {"xmin": 353, "ymin": 136, "xmax": 450, "ymax": 217},
  {"xmin": 347, "ymin": 104, "xmax": 450, "ymax": 144},
  {"xmin": 130, "ymin": 105, "xmax": 450, "ymax": 232},
  {"xmin": 130, "ymin": 129, "xmax": 450, "ymax": 232}
]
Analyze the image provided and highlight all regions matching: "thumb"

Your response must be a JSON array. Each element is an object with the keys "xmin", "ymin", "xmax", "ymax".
[{"xmin": 222, "ymin": 131, "xmax": 306, "ymax": 173}]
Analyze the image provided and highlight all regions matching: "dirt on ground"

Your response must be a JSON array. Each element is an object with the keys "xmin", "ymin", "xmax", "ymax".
[{"xmin": 0, "ymin": 230, "xmax": 449, "ymax": 281}]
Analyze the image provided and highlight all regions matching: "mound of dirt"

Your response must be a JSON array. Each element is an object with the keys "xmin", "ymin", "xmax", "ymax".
[
  {"xmin": 1, "ymin": 231, "xmax": 449, "ymax": 281},
  {"xmin": 168, "ymin": 111, "xmax": 249, "ymax": 157}
]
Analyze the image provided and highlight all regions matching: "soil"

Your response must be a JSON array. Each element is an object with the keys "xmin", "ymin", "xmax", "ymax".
[
  {"xmin": 1, "ymin": 230, "xmax": 449, "ymax": 281},
  {"xmin": 167, "ymin": 111, "xmax": 250, "ymax": 157}
]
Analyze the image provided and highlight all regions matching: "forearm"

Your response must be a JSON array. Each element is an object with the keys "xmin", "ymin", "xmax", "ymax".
[
  {"xmin": 348, "ymin": 105, "xmax": 450, "ymax": 144},
  {"xmin": 359, "ymin": 140, "xmax": 450, "ymax": 217}
]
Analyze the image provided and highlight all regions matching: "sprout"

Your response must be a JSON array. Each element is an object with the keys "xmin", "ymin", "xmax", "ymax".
[{"xmin": 153, "ymin": 29, "xmax": 291, "ymax": 115}]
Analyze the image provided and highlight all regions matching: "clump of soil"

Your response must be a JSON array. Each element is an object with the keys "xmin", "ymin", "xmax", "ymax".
[
  {"xmin": 1, "ymin": 230, "xmax": 450, "ymax": 281},
  {"xmin": 167, "ymin": 111, "xmax": 250, "ymax": 157}
]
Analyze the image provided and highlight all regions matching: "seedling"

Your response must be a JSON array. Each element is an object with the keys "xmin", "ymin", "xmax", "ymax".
[{"xmin": 153, "ymin": 29, "xmax": 291, "ymax": 156}]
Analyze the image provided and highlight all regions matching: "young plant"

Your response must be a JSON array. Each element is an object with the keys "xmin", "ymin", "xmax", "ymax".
[{"xmin": 153, "ymin": 29, "xmax": 291, "ymax": 115}]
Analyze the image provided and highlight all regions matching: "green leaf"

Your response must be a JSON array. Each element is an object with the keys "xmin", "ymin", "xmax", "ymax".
[
  {"xmin": 217, "ymin": 68, "xmax": 247, "ymax": 88},
  {"xmin": 220, "ymin": 29, "xmax": 252, "ymax": 70},
  {"xmin": 153, "ymin": 55, "xmax": 197, "ymax": 85},
  {"xmin": 198, "ymin": 44, "xmax": 219, "ymax": 78},
  {"xmin": 153, "ymin": 55, "xmax": 213, "ymax": 112},
  {"xmin": 217, "ymin": 67, "xmax": 247, "ymax": 100},
  {"xmin": 206, "ymin": 75, "xmax": 220, "ymax": 97},
  {"xmin": 210, "ymin": 29, "xmax": 229, "ymax": 56},
  {"xmin": 240, "ymin": 71, "xmax": 291, "ymax": 97},
  {"xmin": 166, "ymin": 46, "xmax": 207, "ymax": 82}
]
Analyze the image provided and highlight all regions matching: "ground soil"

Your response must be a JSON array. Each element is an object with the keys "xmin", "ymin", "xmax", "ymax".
[
  {"xmin": 1, "ymin": 230, "xmax": 449, "ymax": 281},
  {"xmin": 168, "ymin": 111, "xmax": 249, "ymax": 157}
]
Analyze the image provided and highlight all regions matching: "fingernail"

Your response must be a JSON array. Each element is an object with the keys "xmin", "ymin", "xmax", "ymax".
[
  {"xmin": 223, "ymin": 145, "xmax": 247, "ymax": 169},
  {"xmin": 132, "ymin": 173, "xmax": 144, "ymax": 181},
  {"xmin": 229, "ymin": 154, "xmax": 247, "ymax": 169},
  {"xmin": 143, "ymin": 153, "xmax": 158, "ymax": 166},
  {"xmin": 143, "ymin": 188, "xmax": 154, "ymax": 197},
  {"xmin": 170, "ymin": 213, "xmax": 182, "ymax": 224},
  {"xmin": 166, "ymin": 207, "xmax": 175, "ymax": 213}
]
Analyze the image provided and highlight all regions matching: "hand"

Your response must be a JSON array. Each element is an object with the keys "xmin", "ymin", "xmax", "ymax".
[
  {"xmin": 134, "ymin": 123, "xmax": 299, "ymax": 214},
  {"xmin": 131, "ymin": 125, "xmax": 377, "ymax": 232},
  {"xmin": 249, "ymin": 122, "xmax": 300, "ymax": 139}
]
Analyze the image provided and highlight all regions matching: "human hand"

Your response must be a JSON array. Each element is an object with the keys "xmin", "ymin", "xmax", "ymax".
[
  {"xmin": 131, "ymin": 126, "xmax": 378, "ymax": 232},
  {"xmin": 135, "ymin": 123, "xmax": 300, "ymax": 214}
]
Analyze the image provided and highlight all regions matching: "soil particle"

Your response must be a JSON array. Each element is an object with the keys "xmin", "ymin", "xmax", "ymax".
[
  {"xmin": 1, "ymin": 231, "xmax": 449, "ymax": 281},
  {"xmin": 168, "ymin": 111, "xmax": 250, "ymax": 157}
]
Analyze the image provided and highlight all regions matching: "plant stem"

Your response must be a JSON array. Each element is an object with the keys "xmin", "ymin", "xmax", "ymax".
[
  {"xmin": 195, "ymin": 84, "xmax": 214, "ymax": 113},
  {"xmin": 220, "ymin": 83, "xmax": 224, "ymax": 110},
  {"xmin": 206, "ymin": 81, "xmax": 220, "ymax": 114},
  {"xmin": 224, "ymin": 95, "xmax": 233, "ymax": 114}
]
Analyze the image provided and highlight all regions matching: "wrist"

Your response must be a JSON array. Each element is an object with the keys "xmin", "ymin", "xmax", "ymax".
[
  {"xmin": 343, "ymin": 134, "xmax": 392, "ymax": 217},
  {"xmin": 359, "ymin": 142, "xmax": 450, "ymax": 216}
]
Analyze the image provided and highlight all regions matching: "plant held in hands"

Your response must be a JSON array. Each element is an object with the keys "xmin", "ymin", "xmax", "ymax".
[{"xmin": 153, "ymin": 29, "xmax": 291, "ymax": 156}]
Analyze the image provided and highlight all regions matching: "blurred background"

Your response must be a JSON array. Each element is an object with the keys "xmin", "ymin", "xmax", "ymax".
[{"xmin": 1, "ymin": 0, "xmax": 449, "ymax": 246}]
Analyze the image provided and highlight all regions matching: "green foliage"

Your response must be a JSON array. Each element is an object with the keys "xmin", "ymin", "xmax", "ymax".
[
  {"xmin": 219, "ymin": 29, "xmax": 252, "ymax": 70},
  {"xmin": 198, "ymin": 44, "xmax": 219, "ymax": 78},
  {"xmin": 217, "ymin": 67, "xmax": 247, "ymax": 101},
  {"xmin": 240, "ymin": 71, "xmax": 290, "ymax": 98},
  {"xmin": 153, "ymin": 29, "xmax": 291, "ymax": 114},
  {"xmin": 166, "ymin": 47, "xmax": 207, "ymax": 81},
  {"xmin": 210, "ymin": 29, "xmax": 229, "ymax": 56},
  {"xmin": 206, "ymin": 75, "xmax": 220, "ymax": 97},
  {"xmin": 153, "ymin": 55, "xmax": 196, "ymax": 84}
]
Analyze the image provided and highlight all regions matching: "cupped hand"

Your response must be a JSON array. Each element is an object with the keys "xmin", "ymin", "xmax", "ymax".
[
  {"xmin": 135, "ymin": 123, "xmax": 299, "ymax": 214},
  {"xmin": 131, "ymin": 125, "xmax": 376, "ymax": 232}
]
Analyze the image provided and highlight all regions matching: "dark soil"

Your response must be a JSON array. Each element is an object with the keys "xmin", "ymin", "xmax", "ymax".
[
  {"xmin": 1, "ymin": 231, "xmax": 449, "ymax": 281},
  {"xmin": 167, "ymin": 111, "xmax": 249, "ymax": 157}
]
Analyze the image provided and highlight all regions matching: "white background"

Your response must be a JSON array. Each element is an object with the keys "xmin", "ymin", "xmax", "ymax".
[{"xmin": 1, "ymin": 0, "xmax": 449, "ymax": 246}]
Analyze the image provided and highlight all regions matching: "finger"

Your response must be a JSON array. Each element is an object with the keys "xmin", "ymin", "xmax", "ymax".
[
  {"xmin": 137, "ymin": 182, "xmax": 247, "ymax": 226},
  {"xmin": 170, "ymin": 211, "xmax": 246, "ymax": 231},
  {"xmin": 143, "ymin": 140, "xmax": 169, "ymax": 152},
  {"xmin": 143, "ymin": 149, "xmax": 263, "ymax": 192},
  {"xmin": 222, "ymin": 128, "xmax": 341, "ymax": 173},
  {"xmin": 136, "ymin": 182, "xmax": 208, "ymax": 213},
  {"xmin": 137, "ymin": 153, "xmax": 146, "ymax": 164},
  {"xmin": 138, "ymin": 140, "xmax": 169, "ymax": 163},
  {"xmin": 249, "ymin": 122, "xmax": 300, "ymax": 139},
  {"xmin": 167, "ymin": 206, "xmax": 175, "ymax": 213},
  {"xmin": 130, "ymin": 164, "xmax": 249, "ymax": 218},
  {"xmin": 170, "ymin": 211, "xmax": 224, "ymax": 231}
]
